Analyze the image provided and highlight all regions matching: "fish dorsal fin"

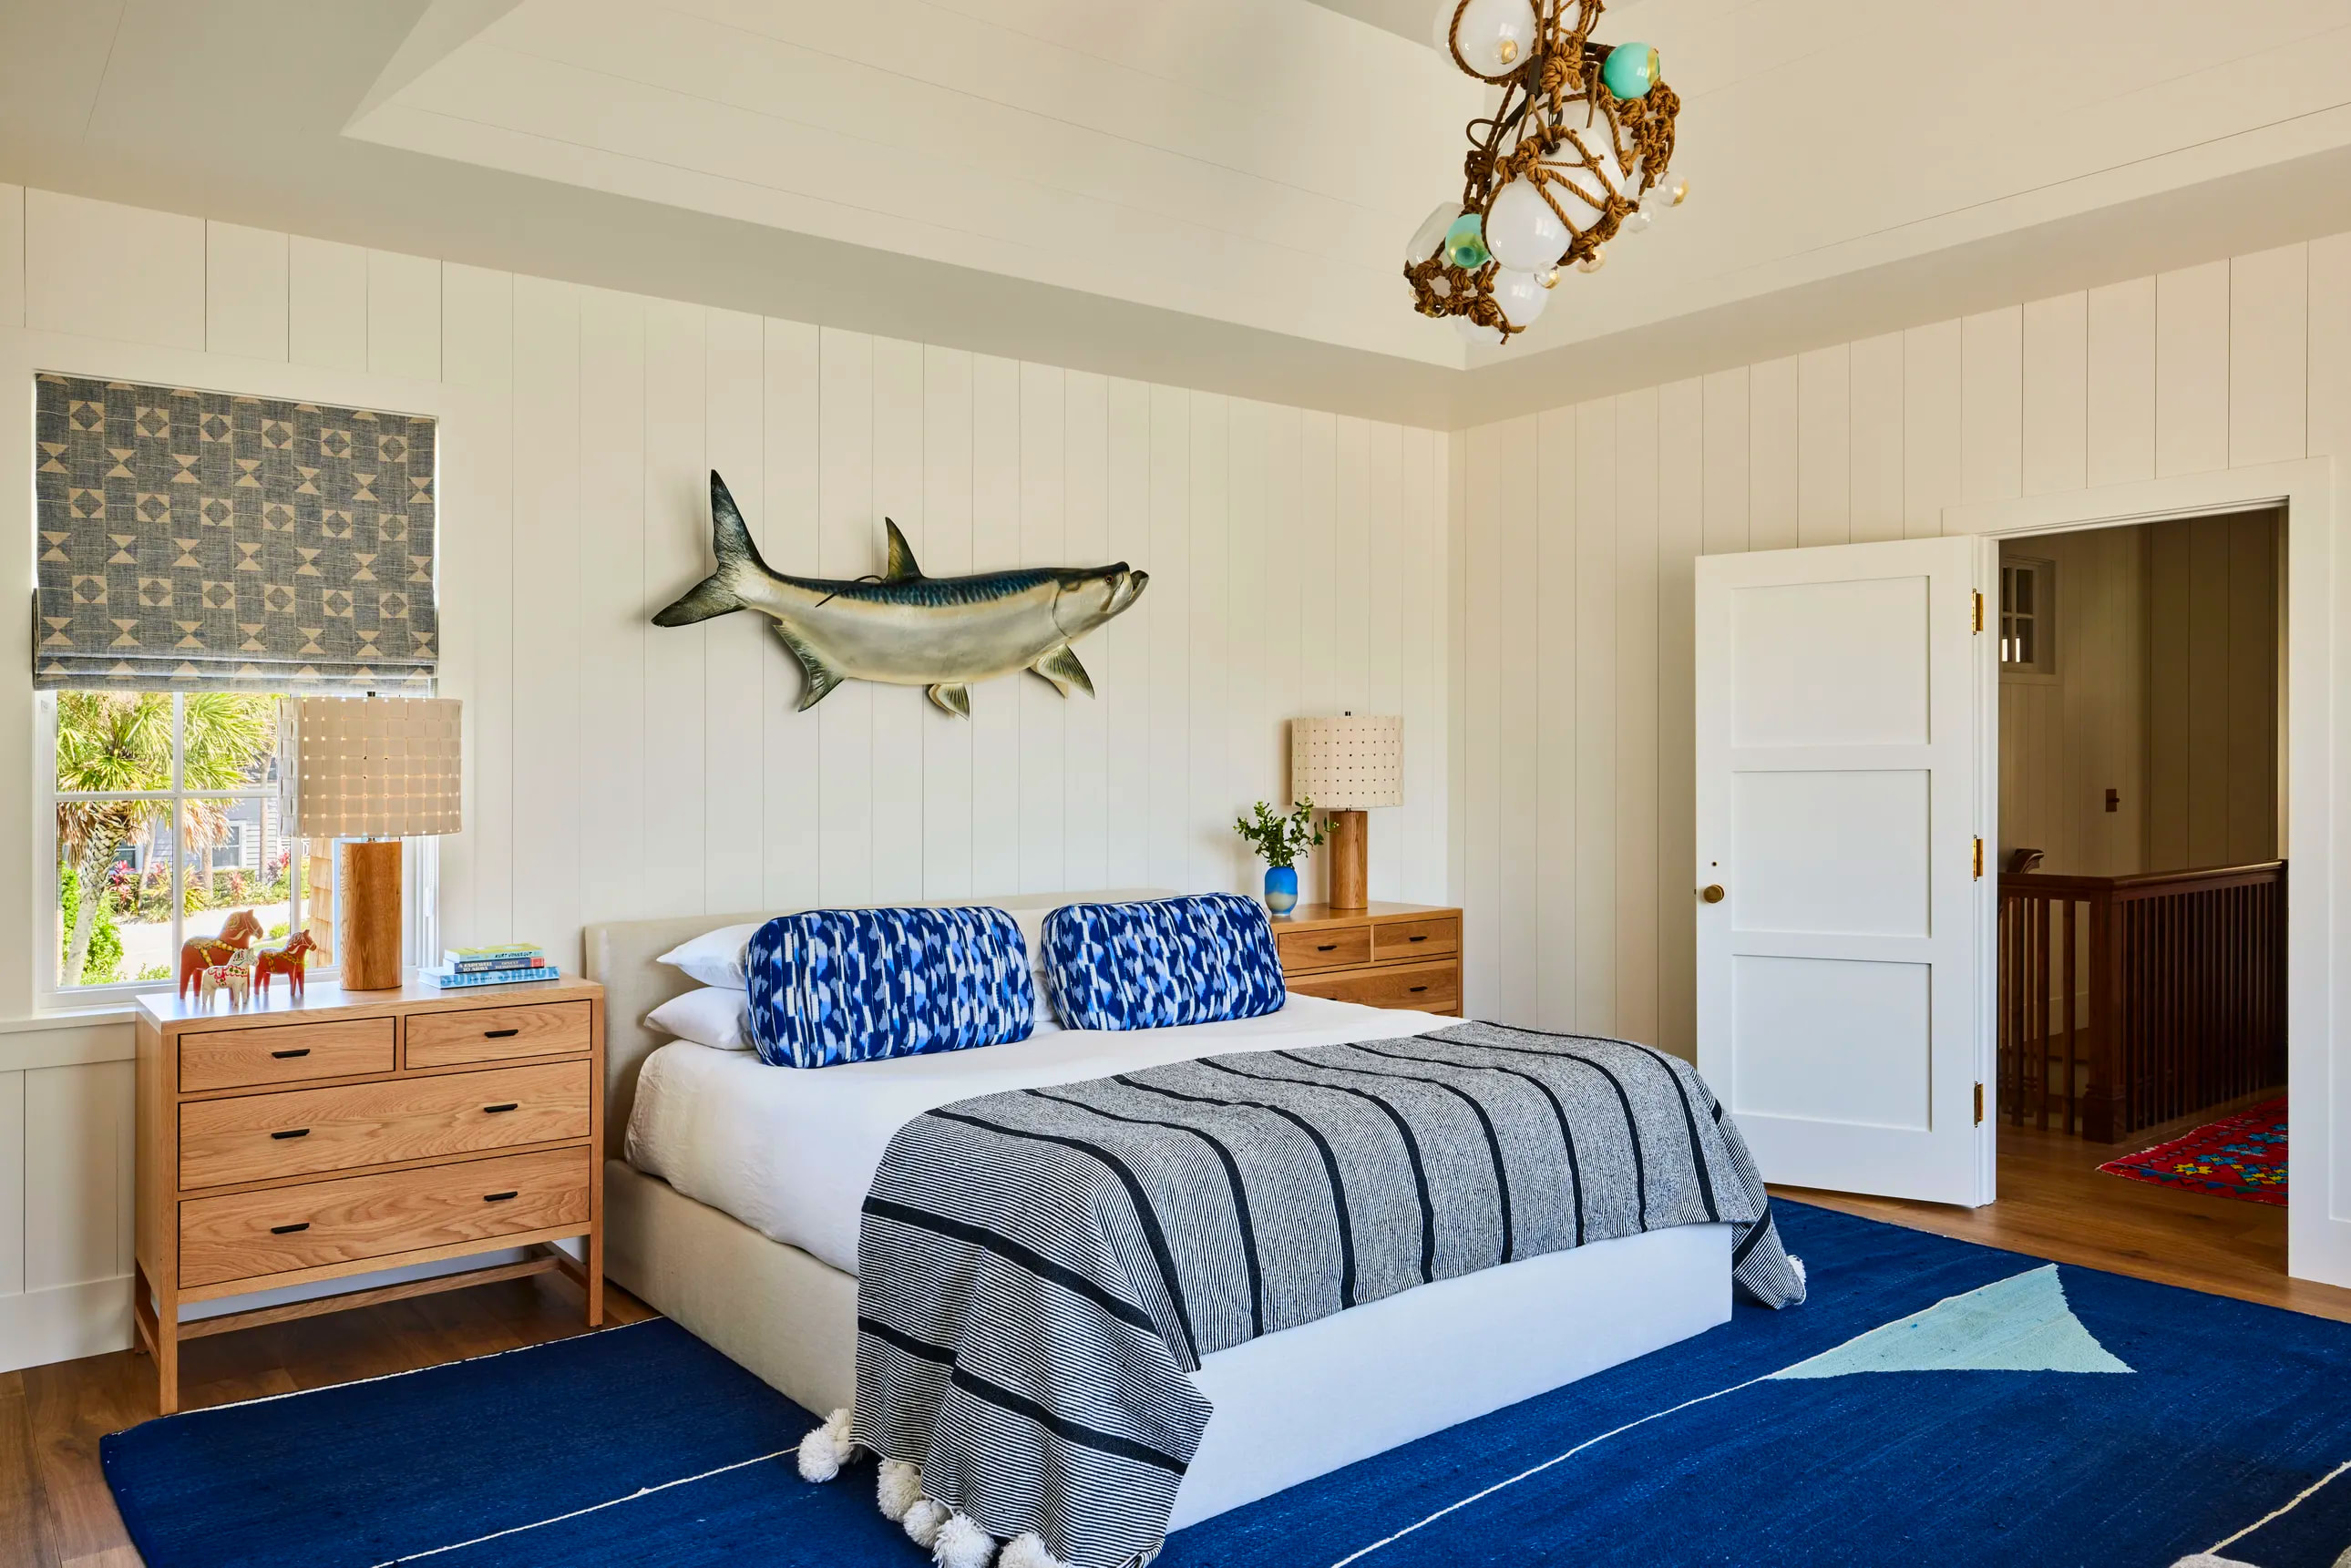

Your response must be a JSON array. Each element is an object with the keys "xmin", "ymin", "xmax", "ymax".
[{"xmin": 882, "ymin": 519, "xmax": 923, "ymax": 582}]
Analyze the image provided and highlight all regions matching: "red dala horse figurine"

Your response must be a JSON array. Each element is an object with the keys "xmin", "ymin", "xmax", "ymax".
[{"xmin": 178, "ymin": 909, "xmax": 265, "ymax": 1001}]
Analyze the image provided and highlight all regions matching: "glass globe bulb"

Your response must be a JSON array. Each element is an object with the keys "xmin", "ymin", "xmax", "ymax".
[
  {"xmin": 1563, "ymin": 111, "xmax": 1625, "ymax": 191},
  {"xmin": 1445, "ymin": 0, "xmax": 1536, "ymax": 76},
  {"xmin": 1407, "ymin": 201, "xmax": 1463, "ymax": 265},
  {"xmin": 1480, "ymin": 179, "xmax": 1568, "ymax": 274},
  {"xmin": 1492, "ymin": 268, "xmax": 1551, "ymax": 329},
  {"xmin": 1442, "ymin": 211, "xmax": 1493, "ymax": 270},
  {"xmin": 1601, "ymin": 42, "xmax": 1660, "ymax": 99},
  {"xmin": 1621, "ymin": 207, "xmax": 1654, "ymax": 234}
]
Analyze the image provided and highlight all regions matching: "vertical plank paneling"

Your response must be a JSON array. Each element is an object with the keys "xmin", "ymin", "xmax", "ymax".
[
  {"xmin": 2155, "ymin": 261, "xmax": 2230, "ymax": 477},
  {"xmin": 1701, "ymin": 369, "xmax": 1749, "ymax": 555},
  {"xmin": 1574, "ymin": 402, "xmax": 1617, "ymax": 1032},
  {"xmin": 1187, "ymin": 395, "xmax": 1230, "ymax": 891},
  {"xmin": 1494, "ymin": 415, "xmax": 1540, "ymax": 1027},
  {"xmin": 2183, "ymin": 518, "xmax": 2229, "ymax": 866},
  {"xmin": 816, "ymin": 330, "xmax": 878, "ymax": 906},
  {"xmin": 970, "ymin": 354, "xmax": 1022, "ymax": 897},
  {"xmin": 438, "ymin": 265, "xmax": 514, "ymax": 946},
  {"xmin": 1332, "ymin": 416, "xmax": 1371, "ymax": 711},
  {"xmin": 1533, "ymin": 409, "xmax": 1576, "ymax": 1031},
  {"xmin": 1747, "ymin": 357, "xmax": 1797, "ymax": 553},
  {"xmin": 25, "ymin": 1064, "xmax": 132, "ymax": 1291},
  {"xmin": 2145, "ymin": 524, "xmax": 2189, "ymax": 868},
  {"xmin": 286, "ymin": 236, "xmax": 368, "ymax": 371},
  {"xmin": 868, "ymin": 337, "xmax": 926, "ymax": 904},
  {"xmin": 1849, "ymin": 332, "xmax": 1905, "ymax": 543},
  {"xmin": 919, "ymin": 346, "xmax": 975, "ymax": 898},
  {"xmin": 1904, "ymin": 319, "xmax": 1963, "ymax": 537},
  {"xmin": 1961, "ymin": 306, "xmax": 2023, "ymax": 505},
  {"xmin": 1400, "ymin": 427, "xmax": 1442, "ymax": 902},
  {"xmin": 1365, "ymin": 421, "xmax": 1405, "ymax": 898},
  {"xmin": 1796, "ymin": 344, "xmax": 1851, "ymax": 546},
  {"xmin": 1222, "ymin": 398, "xmax": 1268, "ymax": 894},
  {"xmin": 2088, "ymin": 277, "xmax": 2158, "ymax": 486},
  {"xmin": 2226, "ymin": 514, "xmax": 2280, "ymax": 862},
  {"xmin": 1103, "ymin": 379, "xmax": 1153, "ymax": 888},
  {"xmin": 2022, "ymin": 292, "xmax": 2088, "ymax": 496},
  {"xmin": 1298, "ymin": 412, "xmax": 1339, "ymax": 717},
  {"xmin": 2230, "ymin": 243, "xmax": 2308, "ymax": 468},
  {"xmin": 365, "ymin": 251, "xmax": 442, "ymax": 382},
  {"xmin": 1264, "ymin": 405, "xmax": 1308, "ymax": 898},
  {"xmin": 1146, "ymin": 385, "xmax": 1192, "ymax": 890},
  {"xmin": 642, "ymin": 302, "xmax": 710, "ymax": 918},
  {"xmin": 1654, "ymin": 377, "xmax": 1703, "ymax": 1058},
  {"xmin": 2312, "ymin": 233, "xmax": 2351, "ymax": 461},
  {"xmin": 1064, "ymin": 372, "xmax": 1112, "ymax": 892},
  {"xmin": 23, "ymin": 191, "xmax": 202, "ymax": 349},
  {"xmin": 1614, "ymin": 388, "xmax": 1660, "ymax": 1047},
  {"xmin": 703, "ymin": 309, "xmax": 770, "ymax": 912},
  {"xmin": 204, "ymin": 221, "xmax": 288, "ymax": 362},
  {"xmin": 508, "ymin": 278, "xmax": 583, "ymax": 952},
  {"xmin": 0, "ymin": 1071, "xmax": 22, "ymax": 1300},
  {"xmin": 575, "ymin": 290, "xmax": 647, "ymax": 929},
  {"xmin": 0, "ymin": 184, "xmax": 22, "ymax": 328},
  {"xmin": 1446, "ymin": 429, "xmax": 1469, "ymax": 915},
  {"xmin": 1463, "ymin": 422, "xmax": 1504, "ymax": 1018},
  {"xmin": 1020, "ymin": 363, "xmax": 1069, "ymax": 895},
  {"xmin": 762, "ymin": 320, "xmax": 824, "ymax": 909}
]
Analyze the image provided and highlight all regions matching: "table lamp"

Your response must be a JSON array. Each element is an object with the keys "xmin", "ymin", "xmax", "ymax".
[
  {"xmin": 1290, "ymin": 713, "xmax": 1402, "ymax": 912},
  {"xmin": 285, "ymin": 696, "xmax": 463, "ymax": 990}
]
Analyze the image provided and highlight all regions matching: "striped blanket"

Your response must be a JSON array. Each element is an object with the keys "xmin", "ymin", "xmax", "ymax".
[{"xmin": 845, "ymin": 1023, "xmax": 1805, "ymax": 1568}]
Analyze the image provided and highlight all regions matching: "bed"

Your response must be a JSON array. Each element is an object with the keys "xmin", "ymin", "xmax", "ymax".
[{"xmin": 589, "ymin": 890, "xmax": 1783, "ymax": 1564}]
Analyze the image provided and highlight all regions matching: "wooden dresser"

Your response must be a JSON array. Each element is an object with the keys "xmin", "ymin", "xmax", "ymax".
[
  {"xmin": 1272, "ymin": 902, "xmax": 1463, "ymax": 1015},
  {"xmin": 134, "ymin": 977, "xmax": 605, "ymax": 1412}
]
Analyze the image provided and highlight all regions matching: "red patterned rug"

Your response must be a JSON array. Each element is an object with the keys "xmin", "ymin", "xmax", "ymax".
[{"xmin": 2098, "ymin": 1095, "xmax": 2287, "ymax": 1205}]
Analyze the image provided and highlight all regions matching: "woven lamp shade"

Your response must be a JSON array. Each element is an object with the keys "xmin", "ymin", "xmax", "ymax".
[
  {"xmin": 287, "ymin": 696, "xmax": 464, "ymax": 838},
  {"xmin": 1290, "ymin": 714, "xmax": 1403, "ymax": 810}
]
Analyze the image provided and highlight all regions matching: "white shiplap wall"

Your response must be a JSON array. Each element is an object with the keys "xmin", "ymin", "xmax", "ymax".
[
  {"xmin": 1453, "ymin": 236, "xmax": 2351, "ymax": 1059},
  {"xmin": 0, "ymin": 186, "xmax": 1451, "ymax": 1372}
]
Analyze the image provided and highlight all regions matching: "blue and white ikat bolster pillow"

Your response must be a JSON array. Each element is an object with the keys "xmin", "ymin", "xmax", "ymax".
[
  {"xmin": 744, "ymin": 906, "xmax": 1036, "ymax": 1068},
  {"xmin": 1041, "ymin": 892, "xmax": 1288, "ymax": 1031}
]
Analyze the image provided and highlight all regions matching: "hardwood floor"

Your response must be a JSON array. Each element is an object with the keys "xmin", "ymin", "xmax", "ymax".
[
  {"xmin": 1779, "ymin": 1090, "xmax": 2351, "ymax": 1326},
  {"xmin": 0, "ymin": 1269, "xmax": 653, "ymax": 1568}
]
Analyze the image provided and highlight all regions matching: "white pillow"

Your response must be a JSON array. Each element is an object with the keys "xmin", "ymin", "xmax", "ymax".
[
  {"xmin": 645, "ymin": 985, "xmax": 753, "ymax": 1050},
  {"xmin": 656, "ymin": 922, "xmax": 762, "ymax": 990}
]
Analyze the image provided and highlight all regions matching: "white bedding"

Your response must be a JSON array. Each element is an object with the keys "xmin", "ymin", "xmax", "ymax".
[{"xmin": 623, "ymin": 992, "xmax": 1456, "ymax": 1276}]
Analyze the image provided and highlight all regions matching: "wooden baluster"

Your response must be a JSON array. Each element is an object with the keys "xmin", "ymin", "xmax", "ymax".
[{"xmin": 2062, "ymin": 896, "xmax": 2078, "ymax": 1136}]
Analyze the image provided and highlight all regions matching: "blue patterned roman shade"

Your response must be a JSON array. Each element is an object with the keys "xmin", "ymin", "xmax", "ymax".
[
  {"xmin": 744, "ymin": 906, "xmax": 1037, "ymax": 1069},
  {"xmin": 1041, "ymin": 892, "xmax": 1288, "ymax": 1031},
  {"xmin": 33, "ymin": 374, "xmax": 436, "ymax": 692}
]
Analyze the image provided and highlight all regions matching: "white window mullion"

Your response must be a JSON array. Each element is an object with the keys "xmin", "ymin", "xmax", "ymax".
[{"xmin": 169, "ymin": 693, "xmax": 185, "ymax": 965}]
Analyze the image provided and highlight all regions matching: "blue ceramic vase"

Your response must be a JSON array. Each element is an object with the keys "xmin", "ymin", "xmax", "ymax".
[{"xmin": 1263, "ymin": 864, "xmax": 1299, "ymax": 917}]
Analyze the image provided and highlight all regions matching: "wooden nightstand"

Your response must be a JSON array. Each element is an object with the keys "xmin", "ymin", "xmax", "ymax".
[
  {"xmin": 1273, "ymin": 902, "xmax": 1463, "ymax": 1015},
  {"xmin": 133, "ymin": 976, "xmax": 605, "ymax": 1413}
]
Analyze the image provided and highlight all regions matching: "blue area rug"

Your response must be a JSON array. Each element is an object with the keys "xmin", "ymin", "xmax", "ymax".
[{"xmin": 103, "ymin": 1203, "xmax": 2351, "ymax": 1567}]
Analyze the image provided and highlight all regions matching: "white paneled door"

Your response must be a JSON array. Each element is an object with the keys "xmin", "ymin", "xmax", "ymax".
[{"xmin": 1695, "ymin": 537, "xmax": 1997, "ymax": 1205}]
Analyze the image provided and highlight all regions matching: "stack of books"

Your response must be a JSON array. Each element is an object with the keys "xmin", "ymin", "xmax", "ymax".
[{"xmin": 421, "ymin": 943, "xmax": 560, "ymax": 990}]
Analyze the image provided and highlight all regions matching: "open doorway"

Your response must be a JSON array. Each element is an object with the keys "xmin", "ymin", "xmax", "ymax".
[{"xmin": 1992, "ymin": 507, "xmax": 2290, "ymax": 1276}]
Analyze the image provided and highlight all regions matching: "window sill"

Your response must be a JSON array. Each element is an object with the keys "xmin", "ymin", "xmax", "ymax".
[{"xmin": 0, "ymin": 1003, "xmax": 139, "ymax": 1035}]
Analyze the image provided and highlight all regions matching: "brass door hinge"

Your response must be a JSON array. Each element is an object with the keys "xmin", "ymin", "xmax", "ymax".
[
  {"xmin": 1975, "ymin": 1082, "xmax": 1985, "ymax": 1124},
  {"xmin": 1974, "ymin": 590, "xmax": 1985, "ymax": 632},
  {"xmin": 1973, "ymin": 836, "xmax": 1984, "ymax": 878}
]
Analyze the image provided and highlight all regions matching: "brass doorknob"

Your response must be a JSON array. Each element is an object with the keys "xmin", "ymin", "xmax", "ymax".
[{"xmin": 1700, "ymin": 884, "xmax": 1726, "ymax": 903}]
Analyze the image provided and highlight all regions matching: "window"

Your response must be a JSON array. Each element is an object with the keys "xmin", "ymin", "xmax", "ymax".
[
  {"xmin": 44, "ymin": 692, "xmax": 331, "ymax": 997},
  {"xmin": 1999, "ymin": 558, "xmax": 2055, "ymax": 674}
]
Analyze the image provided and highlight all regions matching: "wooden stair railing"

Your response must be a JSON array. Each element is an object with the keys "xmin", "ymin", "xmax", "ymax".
[{"xmin": 1997, "ymin": 861, "xmax": 2285, "ymax": 1142}]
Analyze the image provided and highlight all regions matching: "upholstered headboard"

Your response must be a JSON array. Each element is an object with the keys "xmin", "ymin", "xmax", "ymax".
[{"xmin": 584, "ymin": 889, "xmax": 1175, "ymax": 1158}]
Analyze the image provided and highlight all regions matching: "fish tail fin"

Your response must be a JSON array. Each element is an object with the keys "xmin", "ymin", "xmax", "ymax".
[{"xmin": 652, "ymin": 470, "xmax": 769, "ymax": 627}]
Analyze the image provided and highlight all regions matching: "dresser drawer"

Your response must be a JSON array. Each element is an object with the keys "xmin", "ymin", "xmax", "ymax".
[
  {"xmin": 1374, "ymin": 916, "xmax": 1460, "ymax": 964},
  {"xmin": 1276, "ymin": 924, "xmax": 1371, "ymax": 974},
  {"xmin": 1286, "ymin": 958, "xmax": 1460, "ymax": 1013},
  {"xmin": 178, "ymin": 1146, "xmax": 591, "ymax": 1289},
  {"xmin": 179, "ymin": 1061, "xmax": 592, "ymax": 1190},
  {"xmin": 406, "ymin": 999, "xmax": 592, "ymax": 1068},
  {"xmin": 179, "ymin": 1018, "xmax": 395, "ymax": 1093}
]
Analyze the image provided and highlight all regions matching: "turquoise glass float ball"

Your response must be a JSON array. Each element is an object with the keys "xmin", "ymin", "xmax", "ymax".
[
  {"xmin": 1603, "ymin": 42, "xmax": 1659, "ymax": 99},
  {"xmin": 1444, "ymin": 211, "xmax": 1493, "ymax": 269}
]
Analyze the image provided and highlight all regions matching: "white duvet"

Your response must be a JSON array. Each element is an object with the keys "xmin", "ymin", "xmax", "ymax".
[{"xmin": 623, "ymin": 993, "xmax": 1456, "ymax": 1277}]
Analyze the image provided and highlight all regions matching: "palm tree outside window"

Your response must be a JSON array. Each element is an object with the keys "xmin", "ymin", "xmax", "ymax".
[{"xmin": 46, "ymin": 692, "xmax": 328, "ymax": 995}]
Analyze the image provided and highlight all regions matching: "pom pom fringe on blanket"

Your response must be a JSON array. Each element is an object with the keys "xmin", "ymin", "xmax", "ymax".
[{"xmin": 804, "ymin": 1022, "xmax": 1804, "ymax": 1568}]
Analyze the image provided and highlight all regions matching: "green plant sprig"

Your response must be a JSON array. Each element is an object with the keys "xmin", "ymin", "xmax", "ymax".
[{"xmin": 1233, "ymin": 798, "xmax": 1328, "ymax": 869}]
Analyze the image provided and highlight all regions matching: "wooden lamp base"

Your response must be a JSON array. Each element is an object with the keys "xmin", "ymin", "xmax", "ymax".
[
  {"xmin": 339, "ymin": 839, "xmax": 405, "ymax": 990},
  {"xmin": 1328, "ymin": 809, "xmax": 1369, "ymax": 911}
]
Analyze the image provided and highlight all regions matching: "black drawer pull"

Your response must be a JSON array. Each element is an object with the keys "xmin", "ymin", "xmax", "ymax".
[
  {"xmin": 1409, "ymin": 985, "xmax": 1430, "ymax": 993},
  {"xmin": 484, "ymin": 1028, "xmax": 520, "ymax": 1039},
  {"xmin": 271, "ymin": 1048, "xmax": 311, "ymax": 1060},
  {"xmin": 270, "ymin": 1128, "xmax": 311, "ymax": 1141},
  {"xmin": 483, "ymin": 1190, "xmax": 519, "ymax": 1203},
  {"xmin": 1408, "ymin": 934, "xmax": 1429, "ymax": 943},
  {"xmin": 1315, "ymin": 943, "xmax": 1339, "ymax": 952},
  {"xmin": 269, "ymin": 1222, "xmax": 310, "ymax": 1235},
  {"xmin": 482, "ymin": 1102, "xmax": 519, "ymax": 1114}
]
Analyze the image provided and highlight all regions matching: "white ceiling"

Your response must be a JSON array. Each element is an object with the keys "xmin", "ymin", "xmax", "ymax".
[{"xmin": 5, "ymin": 0, "xmax": 2351, "ymax": 425}]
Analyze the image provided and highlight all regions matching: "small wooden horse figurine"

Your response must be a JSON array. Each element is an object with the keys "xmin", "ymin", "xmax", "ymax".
[
  {"xmin": 252, "ymin": 930, "xmax": 318, "ymax": 1001},
  {"xmin": 198, "ymin": 961, "xmax": 252, "ymax": 1009},
  {"xmin": 178, "ymin": 908, "xmax": 265, "ymax": 1000}
]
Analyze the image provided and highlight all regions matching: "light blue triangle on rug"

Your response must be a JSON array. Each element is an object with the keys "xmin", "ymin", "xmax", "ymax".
[{"xmin": 1770, "ymin": 1265, "xmax": 2134, "ymax": 1379}]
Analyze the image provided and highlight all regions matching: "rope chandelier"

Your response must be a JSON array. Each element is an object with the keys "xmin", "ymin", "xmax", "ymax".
[{"xmin": 1408, "ymin": 0, "xmax": 1687, "ymax": 344}]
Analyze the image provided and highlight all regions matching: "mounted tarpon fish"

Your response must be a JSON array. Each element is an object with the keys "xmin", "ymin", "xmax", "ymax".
[{"xmin": 652, "ymin": 471, "xmax": 1147, "ymax": 718}]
